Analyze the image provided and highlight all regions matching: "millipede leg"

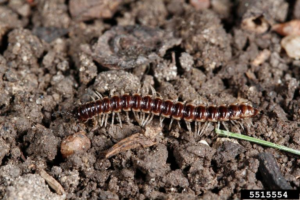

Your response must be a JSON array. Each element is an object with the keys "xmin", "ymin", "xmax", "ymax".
[
  {"xmin": 111, "ymin": 112, "xmax": 115, "ymax": 127},
  {"xmin": 199, "ymin": 122, "xmax": 208, "ymax": 136},
  {"xmin": 141, "ymin": 112, "xmax": 146, "ymax": 126},
  {"xmin": 96, "ymin": 91, "xmax": 103, "ymax": 98},
  {"xmin": 213, "ymin": 122, "xmax": 220, "ymax": 133},
  {"xmin": 101, "ymin": 115, "xmax": 105, "ymax": 127},
  {"xmin": 100, "ymin": 115, "xmax": 104, "ymax": 127},
  {"xmin": 159, "ymin": 116, "xmax": 165, "ymax": 127},
  {"xmin": 156, "ymin": 92, "xmax": 162, "ymax": 97},
  {"xmin": 109, "ymin": 89, "xmax": 116, "ymax": 97},
  {"xmin": 104, "ymin": 114, "xmax": 109, "ymax": 127},
  {"xmin": 117, "ymin": 113, "xmax": 122, "ymax": 128},
  {"xmin": 197, "ymin": 122, "xmax": 201, "ymax": 135},
  {"xmin": 231, "ymin": 121, "xmax": 241, "ymax": 133},
  {"xmin": 96, "ymin": 114, "xmax": 100, "ymax": 126},
  {"xmin": 149, "ymin": 114, "xmax": 154, "ymax": 125},
  {"xmin": 146, "ymin": 114, "xmax": 154, "ymax": 126},
  {"xmin": 237, "ymin": 120, "xmax": 245, "ymax": 130},
  {"xmin": 230, "ymin": 121, "xmax": 242, "ymax": 134},
  {"xmin": 192, "ymin": 98, "xmax": 203, "ymax": 105},
  {"xmin": 126, "ymin": 112, "xmax": 130, "ymax": 123},
  {"xmin": 169, "ymin": 118, "xmax": 174, "ymax": 130},
  {"xmin": 142, "ymin": 113, "xmax": 152, "ymax": 126},
  {"xmin": 199, "ymin": 122, "xmax": 206, "ymax": 135},
  {"xmin": 185, "ymin": 121, "xmax": 191, "ymax": 133},
  {"xmin": 231, "ymin": 120, "xmax": 236, "ymax": 126},
  {"xmin": 142, "ymin": 114, "xmax": 148, "ymax": 126},
  {"xmin": 94, "ymin": 91, "xmax": 103, "ymax": 99},
  {"xmin": 101, "ymin": 114, "xmax": 105, "ymax": 127},
  {"xmin": 75, "ymin": 123, "xmax": 86, "ymax": 132},
  {"xmin": 221, "ymin": 121, "xmax": 229, "ymax": 131},
  {"xmin": 133, "ymin": 111, "xmax": 138, "ymax": 122},
  {"xmin": 133, "ymin": 112, "xmax": 141, "ymax": 125},
  {"xmin": 91, "ymin": 118, "xmax": 99, "ymax": 131},
  {"xmin": 244, "ymin": 119, "xmax": 252, "ymax": 129},
  {"xmin": 177, "ymin": 121, "xmax": 181, "ymax": 129}
]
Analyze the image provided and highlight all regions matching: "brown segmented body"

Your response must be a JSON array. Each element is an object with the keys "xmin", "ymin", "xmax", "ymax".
[{"xmin": 72, "ymin": 94, "xmax": 259, "ymax": 124}]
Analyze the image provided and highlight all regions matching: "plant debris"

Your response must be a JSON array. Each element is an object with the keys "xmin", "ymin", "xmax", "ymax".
[{"xmin": 82, "ymin": 25, "xmax": 181, "ymax": 69}]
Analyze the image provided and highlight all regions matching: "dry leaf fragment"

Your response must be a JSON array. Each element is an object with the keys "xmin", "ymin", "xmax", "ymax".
[
  {"xmin": 102, "ymin": 133, "xmax": 157, "ymax": 158},
  {"xmin": 101, "ymin": 126, "xmax": 161, "ymax": 158}
]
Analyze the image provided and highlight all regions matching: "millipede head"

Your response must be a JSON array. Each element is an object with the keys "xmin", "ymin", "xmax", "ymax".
[
  {"xmin": 71, "ymin": 107, "xmax": 81, "ymax": 120},
  {"xmin": 71, "ymin": 107, "xmax": 89, "ymax": 123}
]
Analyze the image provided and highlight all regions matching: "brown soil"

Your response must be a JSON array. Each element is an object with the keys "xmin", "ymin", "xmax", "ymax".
[{"xmin": 0, "ymin": 0, "xmax": 299, "ymax": 199}]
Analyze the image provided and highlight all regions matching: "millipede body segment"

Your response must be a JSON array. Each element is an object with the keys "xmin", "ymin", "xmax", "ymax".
[{"xmin": 72, "ymin": 94, "xmax": 259, "ymax": 126}]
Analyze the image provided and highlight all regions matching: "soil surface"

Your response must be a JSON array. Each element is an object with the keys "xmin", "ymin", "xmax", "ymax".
[{"xmin": 0, "ymin": 0, "xmax": 300, "ymax": 199}]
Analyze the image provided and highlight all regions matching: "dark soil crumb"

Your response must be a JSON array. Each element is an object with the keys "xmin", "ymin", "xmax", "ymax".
[
  {"xmin": 24, "ymin": 124, "xmax": 60, "ymax": 161},
  {"xmin": 0, "ymin": 0, "xmax": 299, "ymax": 199},
  {"xmin": 258, "ymin": 152, "xmax": 292, "ymax": 190}
]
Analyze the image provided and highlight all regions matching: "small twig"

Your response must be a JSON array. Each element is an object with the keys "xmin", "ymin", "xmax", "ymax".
[
  {"xmin": 38, "ymin": 168, "xmax": 65, "ymax": 195},
  {"xmin": 101, "ymin": 125, "xmax": 161, "ymax": 158},
  {"xmin": 101, "ymin": 133, "xmax": 157, "ymax": 159},
  {"xmin": 215, "ymin": 128, "xmax": 300, "ymax": 156}
]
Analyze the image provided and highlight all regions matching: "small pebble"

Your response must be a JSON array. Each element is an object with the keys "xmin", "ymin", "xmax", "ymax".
[
  {"xmin": 61, "ymin": 131, "xmax": 91, "ymax": 158},
  {"xmin": 281, "ymin": 35, "xmax": 300, "ymax": 59}
]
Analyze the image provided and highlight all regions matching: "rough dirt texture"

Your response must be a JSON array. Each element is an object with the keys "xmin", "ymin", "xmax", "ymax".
[{"xmin": 0, "ymin": 0, "xmax": 299, "ymax": 199}]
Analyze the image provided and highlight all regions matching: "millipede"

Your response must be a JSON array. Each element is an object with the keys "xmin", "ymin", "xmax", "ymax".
[{"xmin": 71, "ymin": 90, "xmax": 260, "ymax": 135}]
